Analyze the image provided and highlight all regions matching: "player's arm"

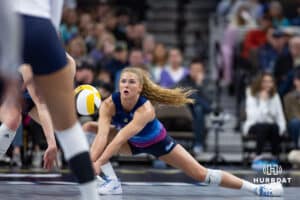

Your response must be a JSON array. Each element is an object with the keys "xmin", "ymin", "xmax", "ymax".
[
  {"xmin": 90, "ymin": 96, "xmax": 114, "ymax": 162},
  {"xmin": 20, "ymin": 65, "xmax": 56, "ymax": 148},
  {"xmin": 97, "ymin": 101, "xmax": 155, "ymax": 166},
  {"xmin": 20, "ymin": 65, "xmax": 57, "ymax": 169}
]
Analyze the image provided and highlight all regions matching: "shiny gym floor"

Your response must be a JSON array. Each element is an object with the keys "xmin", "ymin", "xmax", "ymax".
[{"xmin": 0, "ymin": 167, "xmax": 299, "ymax": 200}]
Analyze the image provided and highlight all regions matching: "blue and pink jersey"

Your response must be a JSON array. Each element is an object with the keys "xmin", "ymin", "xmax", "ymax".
[{"xmin": 111, "ymin": 92, "xmax": 166, "ymax": 148}]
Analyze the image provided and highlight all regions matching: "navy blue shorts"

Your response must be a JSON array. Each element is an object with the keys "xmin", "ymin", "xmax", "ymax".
[
  {"xmin": 128, "ymin": 135, "xmax": 177, "ymax": 158},
  {"xmin": 21, "ymin": 15, "xmax": 67, "ymax": 75}
]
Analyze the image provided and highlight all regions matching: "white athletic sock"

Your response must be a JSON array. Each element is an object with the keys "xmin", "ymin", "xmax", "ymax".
[
  {"xmin": 55, "ymin": 122, "xmax": 89, "ymax": 160},
  {"xmin": 241, "ymin": 180, "xmax": 257, "ymax": 194},
  {"xmin": 79, "ymin": 181, "xmax": 99, "ymax": 200},
  {"xmin": 56, "ymin": 122, "xmax": 98, "ymax": 200},
  {"xmin": 0, "ymin": 124, "xmax": 16, "ymax": 157},
  {"xmin": 101, "ymin": 162, "xmax": 118, "ymax": 180}
]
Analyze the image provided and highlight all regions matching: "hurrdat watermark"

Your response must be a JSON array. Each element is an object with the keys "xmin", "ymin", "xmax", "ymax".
[{"xmin": 253, "ymin": 164, "xmax": 292, "ymax": 184}]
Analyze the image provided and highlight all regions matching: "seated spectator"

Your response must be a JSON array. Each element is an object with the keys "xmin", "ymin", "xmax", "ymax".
[
  {"xmin": 128, "ymin": 48, "xmax": 147, "ymax": 70},
  {"xmin": 268, "ymin": 1, "xmax": 290, "ymax": 28},
  {"xmin": 284, "ymin": 70, "xmax": 300, "ymax": 149},
  {"xmin": 275, "ymin": 36, "xmax": 300, "ymax": 96},
  {"xmin": 242, "ymin": 15, "xmax": 273, "ymax": 59},
  {"xmin": 142, "ymin": 34, "xmax": 155, "ymax": 64},
  {"xmin": 159, "ymin": 48, "xmax": 188, "ymax": 88},
  {"xmin": 178, "ymin": 59, "xmax": 212, "ymax": 155},
  {"xmin": 89, "ymin": 33, "xmax": 115, "ymax": 71},
  {"xmin": 75, "ymin": 58, "xmax": 95, "ymax": 86},
  {"xmin": 67, "ymin": 36, "xmax": 87, "ymax": 60},
  {"xmin": 151, "ymin": 43, "xmax": 168, "ymax": 83},
  {"xmin": 105, "ymin": 41, "xmax": 129, "ymax": 81},
  {"xmin": 291, "ymin": 6, "xmax": 300, "ymax": 26},
  {"xmin": 60, "ymin": 8, "xmax": 78, "ymax": 44},
  {"xmin": 257, "ymin": 28, "xmax": 288, "ymax": 73},
  {"xmin": 243, "ymin": 72, "xmax": 286, "ymax": 161}
]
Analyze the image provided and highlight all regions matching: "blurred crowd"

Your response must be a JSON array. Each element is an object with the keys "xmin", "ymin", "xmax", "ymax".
[
  {"xmin": 2, "ymin": 0, "xmax": 300, "ymax": 170},
  {"xmin": 216, "ymin": 0, "xmax": 300, "ymax": 167}
]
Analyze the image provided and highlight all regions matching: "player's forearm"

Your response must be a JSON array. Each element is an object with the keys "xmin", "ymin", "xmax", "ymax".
[
  {"xmin": 91, "ymin": 133, "xmax": 108, "ymax": 161},
  {"xmin": 37, "ymin": 105, "xmax": 56, "ymax": 148},
  {"xmin": 97, "ymin": 139, "xmax": 122, "ymax": 165}
]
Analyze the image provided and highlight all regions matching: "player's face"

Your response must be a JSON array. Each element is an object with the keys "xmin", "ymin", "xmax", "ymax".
[{"xmin": 119, "ymin": 72, "xmax": 142, "ymax": 98}]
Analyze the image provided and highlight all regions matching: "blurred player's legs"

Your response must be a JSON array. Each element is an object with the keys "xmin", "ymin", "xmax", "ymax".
[
  {"xmin": 20, "ymin": 14, "xmax": 98, "ymax": 200},
  {"xmin": 0, "ymin": 0, "xmax": 22, "ymax": 158}
]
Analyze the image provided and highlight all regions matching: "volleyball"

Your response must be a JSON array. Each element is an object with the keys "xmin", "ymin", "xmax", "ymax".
[{"xmin": 74, "ymin": 84, "xmax": 101, "ymax": 116}]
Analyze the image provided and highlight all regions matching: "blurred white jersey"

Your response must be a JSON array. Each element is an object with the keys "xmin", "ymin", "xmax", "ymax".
[
  {"xmin": 13, "ymin": 0, "xmax": 63, "ymax": 30},
  {"xmin": 14, "ymin": 0, "xmax": 51, "ymax": 19}
]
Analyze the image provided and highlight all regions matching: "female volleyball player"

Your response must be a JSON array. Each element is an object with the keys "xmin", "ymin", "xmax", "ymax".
[{"xmin": 89, "ymin": 67, "xmax": 283, "ymax": 197}]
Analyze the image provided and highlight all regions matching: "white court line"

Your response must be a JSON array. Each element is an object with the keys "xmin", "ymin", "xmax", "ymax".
[
  {"xmin": 0, "ymin": 173, "xmax": 61, "ymax": 178},
  {"xmin": 0, "ymin": 181, "xmax": 207, "ymax": 186}
]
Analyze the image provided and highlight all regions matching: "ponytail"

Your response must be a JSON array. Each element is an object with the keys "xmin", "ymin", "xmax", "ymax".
[{"xmin": 121, "ymin": 67, "xmax": 194, "ymax": 106}]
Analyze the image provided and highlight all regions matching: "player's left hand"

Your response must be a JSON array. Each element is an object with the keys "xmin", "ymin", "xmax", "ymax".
[{"xmin": 43, "ymin": 145, "xmax": 57, "ymax": 170}]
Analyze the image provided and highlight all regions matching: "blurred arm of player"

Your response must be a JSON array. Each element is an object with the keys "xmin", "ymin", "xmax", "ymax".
[
  {"xmin": 19, "ymin": 65, "xmax": 58, "ymax": 170},
  {"xmin": 94, "ymin": 101, "xmax": 155, "ymax": 174},
  {"xmin": 0, "ymin": 0, "xmax": 21, "ymax": 77}
]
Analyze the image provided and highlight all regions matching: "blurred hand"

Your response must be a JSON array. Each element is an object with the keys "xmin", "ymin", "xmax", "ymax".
[{"xmin": 43, "ymin": 145, "xmax": 57, "ymax": 170}]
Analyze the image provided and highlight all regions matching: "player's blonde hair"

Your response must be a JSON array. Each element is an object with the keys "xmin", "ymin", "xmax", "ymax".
[{"xmin": 120, "ymin": 67, "xmax": 194, "ymax": 106}]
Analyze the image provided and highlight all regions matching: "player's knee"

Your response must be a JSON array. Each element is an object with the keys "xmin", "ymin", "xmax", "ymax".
[
  {"xmin": 191, "ymin": 168, "xmax": 208, "ymax": 182},
  {"xmin": 4, "ymin": 114, "xmax": 22, "ymax": 131},
  {"xmin": 203, "ymin": 169, "xmax": 223, "ymax": 185}
]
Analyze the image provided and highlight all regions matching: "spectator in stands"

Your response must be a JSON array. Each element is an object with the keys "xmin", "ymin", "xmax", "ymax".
[
  {"xmin": 67, "ymin": 36, "xmax": 87, "ymax": 60},
  {"xmin": 151, "ymin": 43, "xmax": 168, "ymax": 83},
  {"xmin": 75, "ymin": 58, "xmax": 95, "ymax": 86},
  {"xmin": 129, "ymin": 48, "xmax": 147, "ymax": 69},
  {"xmin": 268, "ymin": 1, "xmax": 290, "ymax": 28},
  {"xmin": 243, "ymin": 72, "xmax": 286, "ymax": 162},
  {"xmin": 104, "ymin": 11, "xmax": 127, "ymax": 42},
  {"xmin": 142, "ymin": 34, "xmax": 156, "ymax": 64},
  {"xmin": 178, "ymin": 59, "xmax": 212, "ymax": 155},
  {"xmin": 60, "ymin": 8, "xmax": 78, "ymax": 44},
  {"xmin": 78, "ymin": 13, "xmax": 92, "ymax": 34},
  {"xmin": 83, "ymin": 22, "xmax": 97, "ymax": 52},
  {"xmin": 291, "ymin": 6, "xmax": 300, "ymax": 26},
  {"xmin": 284, "ymin": 70, "xmax": 300, "ymax": 149},
  {"xmin": 242, "ymin": 15, "xmax": 273, "ymax": 59},
  {"xmin": 89, "ymin": 33, "xmax": 116, "ymax": 71},
  {"xmin": 257, "ymin": 28, "xmax": 289, "ymax": 73},
  {"xmin": 94, "ymin": 23, "xmax": 107, "ymax": 40},
  {"xmin": 159, "ymin": 48, "xmax": 188, "ymax": 88},
  {"xmin": 221, "ymin": 3, "xmax": 256, "ymax": 85},
  {"xmin": 95, "ymin": 2, "xmax": 112, "ymax": 22},
  {"xmin": 274, "ymin": 36, "xmax": 300, "ymax": 96},
  {"xmin": 105, "ymin": 41, "xmax": 129, "ymax": 81},
  {"xmin": 126, "ymin": 22, "xmax": 147, "ymax": 49}
]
